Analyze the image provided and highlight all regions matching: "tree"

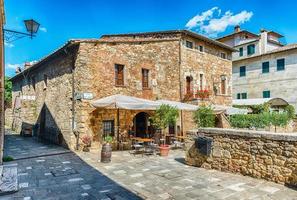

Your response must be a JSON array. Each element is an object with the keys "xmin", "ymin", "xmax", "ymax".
[
  {"xmin": 270, "ymin": 112, "xmax": 289, "ymax": 132},
  {"xmin": 150, "ymin": 104, "xmax": 179, "ymax": 135},
  {"xmin": 4, "ymin": 76, "xmax": 12, "ymax": 109},
  {"xmin": 193, "ymin": 106, "xmax": 215, "ymax": 128}
]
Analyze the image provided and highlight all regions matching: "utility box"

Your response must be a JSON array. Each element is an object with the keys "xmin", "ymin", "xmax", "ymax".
[{"xmin": 195, "ymin": 136, "xmax": 213, "ymax": 156}]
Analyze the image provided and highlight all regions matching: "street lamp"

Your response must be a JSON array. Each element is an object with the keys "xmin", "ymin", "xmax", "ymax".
[
  {"xmin": 24, "ymin": 19, "xmax": 40, "ymax": 38},
  {"xmin": 3, "ymin": 18, "xmax": 40, "ymax": 42}
]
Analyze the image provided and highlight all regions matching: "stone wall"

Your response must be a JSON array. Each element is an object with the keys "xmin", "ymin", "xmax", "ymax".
[
  {"xmin": 11, "ymin": 45, "xmax": 78, "ymax": 148},
  {"xmin": 186, "ymin": 128, "xmax": 297, "ymax": 186}
]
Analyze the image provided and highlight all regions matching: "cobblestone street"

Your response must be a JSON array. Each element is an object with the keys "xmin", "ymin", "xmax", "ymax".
[{"xmin": 2, "ymin": 132, "xmax": 297, "ymax": 200}]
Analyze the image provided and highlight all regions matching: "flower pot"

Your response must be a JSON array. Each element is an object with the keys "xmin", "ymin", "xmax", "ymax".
[
  {"xmin": 159, "ymin": 144, "xmax": 170, "ymax": 156},
  {"xmin": 83, "ymin": 146, "xmax": 90, "ymax": 152},
  {"xmin": 101, "ymin": 143, "xmax": 112, "ymax": 163}
]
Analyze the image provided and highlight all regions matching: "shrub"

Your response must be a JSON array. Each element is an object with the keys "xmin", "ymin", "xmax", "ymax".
[
  {"xmin": 193, "ymin": 106, "xmax": 215, "ymax": 128},
  {"xmin": 3, "ymin": 156, "xmax": 14, "ymax": 162},
  {"xmin": 284, "ymin": 105, "xmax": 296, "ymax": 119},
  {"xmin": 270, "ymin": 112, "xmax": 289, "ymax": 132},
  {"xmin": 104, "ymin": 135, "xmax": 113, "ymax": 143}
]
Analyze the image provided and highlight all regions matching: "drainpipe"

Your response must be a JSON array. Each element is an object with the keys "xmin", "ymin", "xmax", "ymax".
[{"xmin": 178, "ymin": 38, "xmax": 184, "ymax": 136}]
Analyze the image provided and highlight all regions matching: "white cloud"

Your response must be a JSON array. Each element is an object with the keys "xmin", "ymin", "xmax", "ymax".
[
  {"xmin": 6, "ymin": 60, "xmax": 38, "ymax": 71},
  {"xmin": 40, "ymin": 27, "xmax": 47, "ymax": 32},
  {"xmin": 4, "ymin": 42, "xmax": 14, "ymax": 48},
  {"xmin": 6, "ymin": 63, "xmax": 21, "ymax": 70},
  {"xmin": 185, "ymin": 7, "xmax": 253, "ymax": 37}
]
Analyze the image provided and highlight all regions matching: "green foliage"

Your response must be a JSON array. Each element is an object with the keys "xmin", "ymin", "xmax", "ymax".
[
  {"xmin": 104, "ymin": 135, "xmax": 113, "ymax": 143},
  {"xmin": 4, "ymin": 76, "xmax": 12, "ymax": 108},
  {"xmin": 233, "ymin": 103, "xmax": 270, "ymax": 114},
  {"xmin": 230, "ymin": 112, "xmax": 290, "ymax": 131},
  {"xmin": 3, "ymin": 156, "xmax": 14, "ymax": 162},
  {"xmin": 150, "ymin": 104, "xmax": 179, "ymax": 129},
  {"xmin": 193, "ymin": 106, "xmax": 215, "ymax": 128},
  {"xmin": 284, "ymin": 105, "xmax": 295, "ymax": 119},
  {"xmin": 270, "ymin": 112, "xmax": 289, "ymax": 128}
]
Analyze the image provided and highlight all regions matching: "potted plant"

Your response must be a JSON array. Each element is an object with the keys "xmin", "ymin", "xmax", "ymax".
[
  {"xmin": 101, "ymin": 135, "xmax": 113, "ymax": 163},
  {"xmin": 81, "ymin": 134, "xmax": 92, "ymax": 152},
  {"xmin": 150, "ymin": 104, "xmax": 179, "ymax": 156},
  {"xmin": 196, "ymin": 89, "xmax": 210, "ymax": 100}
]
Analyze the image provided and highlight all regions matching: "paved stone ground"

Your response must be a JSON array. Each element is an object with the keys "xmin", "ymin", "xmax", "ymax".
[{"xmin": 2, "ymin": 132, "xmax": 297, "ymax": 200}]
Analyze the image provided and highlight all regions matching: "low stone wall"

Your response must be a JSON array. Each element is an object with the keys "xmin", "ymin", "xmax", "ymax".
[{"xmin": 185, "ymin": 128, "xmax": 297, "ymax": 186}]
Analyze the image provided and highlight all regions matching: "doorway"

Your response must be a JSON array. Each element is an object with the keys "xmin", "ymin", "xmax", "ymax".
[{"xmin": 133, "ymin": 112, "xmax": 149, "ymax": 138}]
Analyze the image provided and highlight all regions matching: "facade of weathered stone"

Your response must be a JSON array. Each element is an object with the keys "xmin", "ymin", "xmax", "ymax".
[
  {"xmin": 10, "ymin": 30, "xmax": 234, "ymax": 149},
  {"xmin": 0, "ymin": 0, "xmax": 5, "ymax": 164}
]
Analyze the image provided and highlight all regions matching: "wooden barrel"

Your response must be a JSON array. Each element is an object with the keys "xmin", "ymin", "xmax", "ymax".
[{"xmin": 101, "ymin": 143, "xmax": 112, "ymax": 163}]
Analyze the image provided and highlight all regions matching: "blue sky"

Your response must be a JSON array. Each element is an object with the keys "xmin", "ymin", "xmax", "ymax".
[{"xmin": 4, "ymin": 0, "xmax": 297, "ymax": 77}]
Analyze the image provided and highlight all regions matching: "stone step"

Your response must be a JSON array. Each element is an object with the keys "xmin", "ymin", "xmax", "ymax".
[{"xmin": 0, "ymin": 165, "xmax": 18, "ymax": 195}]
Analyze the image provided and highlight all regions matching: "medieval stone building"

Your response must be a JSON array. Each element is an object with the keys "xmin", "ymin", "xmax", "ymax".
[{"xmin": 10, "ymin": 30, "xmax": 234, "ymax": 149}]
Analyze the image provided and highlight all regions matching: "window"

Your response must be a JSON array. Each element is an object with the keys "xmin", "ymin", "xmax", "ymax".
[
  {"xmin": 199, "ymin": 74, "xmax": 204, "ymax": 90},
  {"xmin": 199, "ymin": 45, "xmax": 204, "ymax": 52},
  {"xmin": 239, "ymin": 47, "xmax": 243, "ymax": 57},
  {"xmin": 186, "ymin": 76, "xmax": 193, "ymax": 94},
  {"xmin": 247, "ymin": 44, "xmax": 255, "ymax": 55},
  {"xmin": 142, "ymin": 68, "xmax": 149, "ymax": 88},
  {"xmin": 220, "ymin": 75, "xmax": 227, "ymax": 94},
  {"xmin": 263, "ymin": 90, "xmax": 270, "ymax": 98},
  {"xmin": 239, "ymin": 66, "xmax": 246, "ymax": 77},
  {"xmin": 262, "ymin": 62, "xmax": 270, "ymax": 73},
  {"xmin": 221, "ymin": 53, "xmax": 226, "ymax": 59},
  {"xmin": 103, "ymin": 120, "xmax": 114, "ymax": 137},
  {"xmin": 185, "ymin": 41, "xmax": 193, "ymax": 49},
  {"xmin": 237, "ymin": 93, "xmax": 247, "ymax": 99},
  {"xmin": 277, "ymin": 58, "xmax": 285, "ymax": 71},
  {"xmin": 43, "ymin": 74, "xmax": 48, "ymax": 89},
  {"xmin": 115, "ymin": 64, "xmax": 124, "ymax": 86}
]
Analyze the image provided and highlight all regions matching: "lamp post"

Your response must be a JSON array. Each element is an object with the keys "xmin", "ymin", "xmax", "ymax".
[{"xmin": 4, "ymin": 19, "xmax": 40, "ymax": 42}]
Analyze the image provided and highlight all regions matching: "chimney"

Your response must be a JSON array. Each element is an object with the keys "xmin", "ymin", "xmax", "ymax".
[
  {"xmin": 15, "ymin": 67, "xmax": 22, "ymax": 74},
  {"xmin": 260, "ymin": 29, "xmax": 268, "ymax": 54},
  {"xmin": 234, "ymin": 25, "xmax": 241, "ymax": 33},
  {"xmin": 24, "ymin": 62, "xmax": 32, "ymax": 70}
]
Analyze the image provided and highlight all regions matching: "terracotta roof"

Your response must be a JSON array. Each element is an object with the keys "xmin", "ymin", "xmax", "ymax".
[
  {"xmin": 216, "ymin": 30, "xmax": 259, "ymax": 41},
  {"xmin": 102, "ymin": 30, "xmax": 236, "ymax": 51}
]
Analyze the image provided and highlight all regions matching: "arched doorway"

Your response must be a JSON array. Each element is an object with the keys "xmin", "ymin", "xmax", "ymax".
[{"xmin": 133, "ymin": 112, "xmax": 150, "ymax": 138}]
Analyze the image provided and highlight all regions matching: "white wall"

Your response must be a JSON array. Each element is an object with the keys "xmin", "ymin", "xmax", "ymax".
[{"xmin": 233, "ymin": 50, "xmax": 297, "ymax": 110}]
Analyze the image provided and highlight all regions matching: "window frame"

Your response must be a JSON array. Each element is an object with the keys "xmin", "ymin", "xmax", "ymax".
[
  {"xmin": 263, "ymin": 90, "xmax": 271, "ymax": 98},
  {"xmin": 247, "ymin": 44, "xmax": 255, "ymax": 55},
  {"xmin": 239, "ymin": 47, "xmax": 243, "ymax": 57},
  {"xmin": 262, "ymin": 62, "xmax": 270, "ymax": 74},
  {"xmin": 115, "ymin": 64, "xmax": 125, "ymax": 86},
  {"xmin": 221, "ymin": 52, "xmax": 226, "ymax": 59},
  {"xmin": 102, "ymin": 120, "xmax": 115, "ymax": 137},
  {"xmin": 277, "ymin": 58, "xmax": 285, "ymax": 71},
  {"xmin": 239, "ymin": 66, "xmax": 246, "ymax": 77},
  {"xmin": 142, "ymin": 68, "xmax": 149, "ymax": 89},
  {"xmin": 185, "ymin": 41, "xmax": 193, "ymax": 49}
]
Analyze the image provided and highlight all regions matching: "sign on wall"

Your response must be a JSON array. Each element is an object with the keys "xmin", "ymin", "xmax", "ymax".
[{"xmin": 74, "ymin": 92, "xmax": 94, "ymax": 100}]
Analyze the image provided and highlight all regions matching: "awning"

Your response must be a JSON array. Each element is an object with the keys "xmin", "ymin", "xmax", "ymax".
[
  {"xmin": 233, "ymin": 98, "xmax": 289, "ymax": 107},
  {"xmin": 156, "ymin": 100, "xmax": 198, "ymax": 111},
  {"xmin": 91, "ymin": 94, "xmax": 160, "ymax": 110},
  {"xmin": 213, "ymin": 105, "xmax": 248, "ymax": 115}
]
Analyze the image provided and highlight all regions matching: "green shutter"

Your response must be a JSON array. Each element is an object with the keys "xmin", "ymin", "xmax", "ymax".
[
  {"xmin": 239, "ymin": 48, "xmax": 243, "ymax": 56},
  {"xmin": 263, "ymin": 91, "xmax": 270, "ymax": 98},
  {"xmin": 262, "ymin": 62, "xmax": 269, "ymax": 73},
  {"xmin": 237, "ymin": 93, "xmax": 241, "ymax": 99},
  {"xmin": 242, "ymin": 93, "xmax": 247, "ymax": 99},
  {"xmin": 277, "ymin": 59, "xmax": 285, "ymax": 71},
  {"xmin": 240, "ymin": 66, "xmax": 246, "ymax": 77}
]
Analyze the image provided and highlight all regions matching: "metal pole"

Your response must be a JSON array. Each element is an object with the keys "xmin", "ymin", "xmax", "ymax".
[
  {"xmin": 0, "ymin": 24, "xmax": 4, "ymax": 165},
  {"xmin": 180, "ymin": 110, "xmax": 184, "ymax": 136},
  {"xmin": 117, "ymin": 108, "xmax": 120, "ymax": 150}
]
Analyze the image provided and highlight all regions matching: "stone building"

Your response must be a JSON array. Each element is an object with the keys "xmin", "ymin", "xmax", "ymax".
[
  {"xmin": 218, "ymin": 26, "xmax": 297, "ymax": 111},
  {"xmin": 10, "ymin": 30, "xmax": 234, "ymax": 149},
  {"xmin": 0, "ymin": 0, "xmax": 5, "ymax": 164}
]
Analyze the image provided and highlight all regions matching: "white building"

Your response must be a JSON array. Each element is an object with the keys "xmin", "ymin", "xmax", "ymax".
[{"xmin": 217, "ymin": 26, "xmax": 297, "ymax": 110}]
